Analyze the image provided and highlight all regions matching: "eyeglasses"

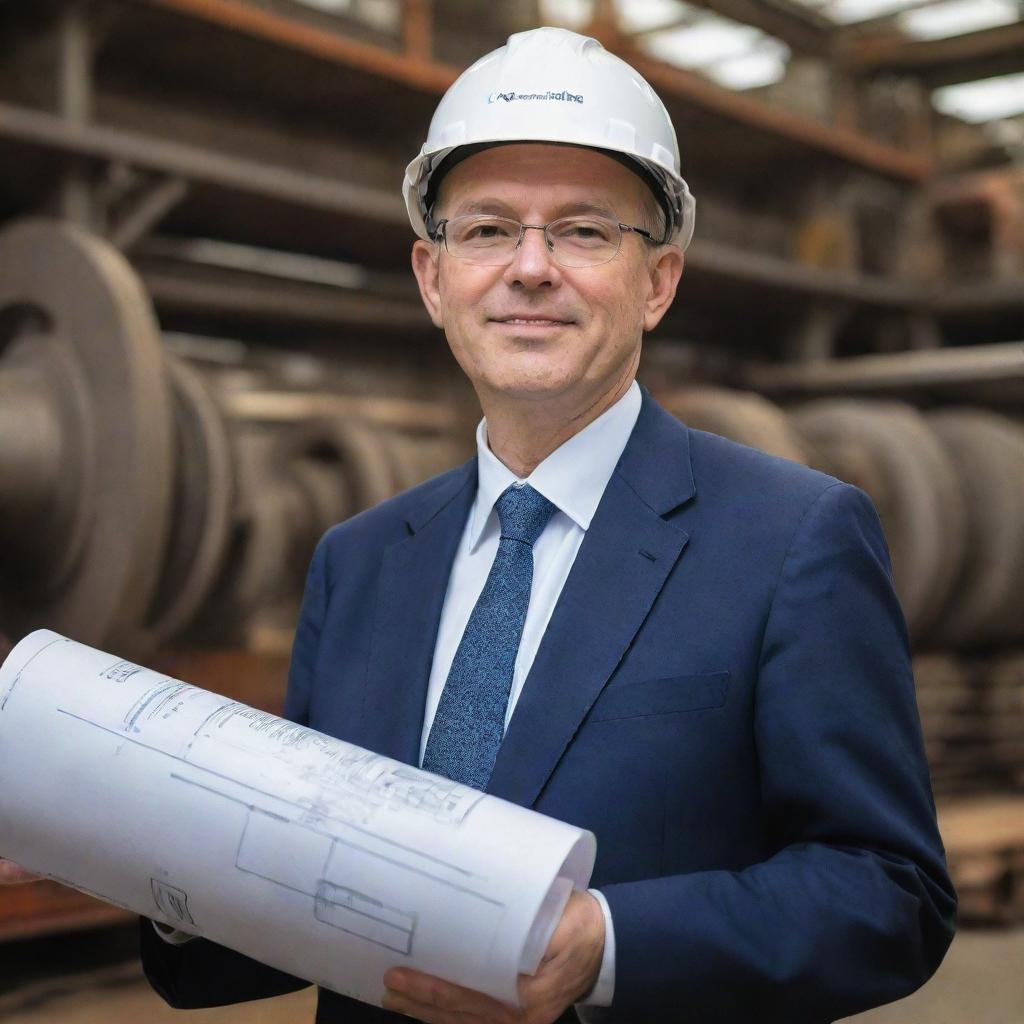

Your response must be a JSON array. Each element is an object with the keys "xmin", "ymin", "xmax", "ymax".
[{"xmin": 431, "ymin": 215, "xmax": 660, "ymax": 269}]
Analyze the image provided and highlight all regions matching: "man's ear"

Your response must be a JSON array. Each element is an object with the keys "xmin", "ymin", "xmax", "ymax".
[
  {"xmin": 643, "ymin": 246, "xmax": 684, "ymax": 333},
  {"xmin": 411, "ymin": 240, "xmax": 444, "ymax": 329}
]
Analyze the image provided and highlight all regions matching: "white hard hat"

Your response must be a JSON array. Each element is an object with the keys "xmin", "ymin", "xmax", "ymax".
[{"xmin": 403, "ymin": 26, "xmax": 696, "ymax": 249}]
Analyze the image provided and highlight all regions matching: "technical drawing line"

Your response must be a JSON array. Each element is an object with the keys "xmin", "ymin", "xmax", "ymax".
[
  {"xmin": 125, "ymin": 679, "xmax": 188, "ymax": 731},
  {"xmin": 102, "ymin": 660, "xmax": 145, "ymax": 683},
  {"xmin": 170, "ymin": 772, "xmax": 503, "ymax": 905},
  {"xmin": 325, "ymin": 834, "xmax": 505, "ymax": 907},
  {"xmin": 184, "ymin": 699, "xmax": 245, "ymax": 750},
  {"xmin": 57, "ymin": 709, "xmax": 486, "ymax": 880},
  {"xmin": 262, "ymin": 790, "xmax": 481, "ymax": 878},
  {"xmin": 170, "ymin": 773, "xmax": 290, "ymax": 821},
  {"xmin": 314, "ymin": 881, "xmax": 416, "ymax": 954},
  {"xmin": 171, "ymin": 765, "xmax": 483, "ymax": 878}
]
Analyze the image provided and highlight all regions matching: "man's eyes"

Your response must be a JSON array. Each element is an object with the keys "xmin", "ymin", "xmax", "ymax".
[
  {"xmin": 466, "ymin": 221, "xmax": 513, "ymax": 239},
  {"xmin": 554, "ymin": 220, "xmax": 615, "ymax": 242},
  {"xmin": 451, "ymin": 219, "xmax": 515, "ymax": 242},
  {"xmin": 452, "ymin": 217, "xmax": 616, "ymax": 244}
]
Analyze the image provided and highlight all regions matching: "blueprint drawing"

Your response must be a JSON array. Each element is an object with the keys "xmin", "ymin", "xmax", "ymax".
[{"xmin": 0, "ymin": 630, "xmax": 595, "ymax": 1007}]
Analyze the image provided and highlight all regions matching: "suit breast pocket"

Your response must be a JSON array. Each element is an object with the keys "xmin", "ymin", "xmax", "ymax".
[{"xmin": 586, "ymin": 671, "xmax": 730, "ymax": 723}]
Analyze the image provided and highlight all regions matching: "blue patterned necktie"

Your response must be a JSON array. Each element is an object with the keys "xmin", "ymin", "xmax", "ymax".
[{"xmin": 422, "ymin": 483, "xmax": 556, "ymax": 790}]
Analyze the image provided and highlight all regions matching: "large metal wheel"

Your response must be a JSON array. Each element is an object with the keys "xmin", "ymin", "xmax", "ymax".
[
  {"xmin": 792, "ymin": 400, "xmax": 968, "ymax": 640},
  {"xmin": 265, "ymin": 414, "xmax": 400, "ymax": 533},
  {"xmin": 128, "ymin": 356, "xmax": 235, "ymax": 651},
  {"xmin": 384, "ymin": 429, "xmax": 467, "ymax": 491},
  {"xmin": 660, "ymin": 386, "xmax": 809, "ymax": 465},
  {"xmin": 926, "ymin": 410, "xmax": 1024, "ymax": 649},
  {"xmin": 0, "ymin": 219, "xmax": 174, "ymax": 650}
]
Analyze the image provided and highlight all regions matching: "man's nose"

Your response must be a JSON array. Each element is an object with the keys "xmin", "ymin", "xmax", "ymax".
[{"xmin": 503, "ymin": 225, "xmax": 561, "ymax": 288}]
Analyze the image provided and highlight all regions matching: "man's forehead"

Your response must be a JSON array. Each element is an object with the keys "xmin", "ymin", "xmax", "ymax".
[
  {"xmin": 451, "ymin": 197, "xmax": 620, "ymax": 219},
  {"xmin": 436, "ymin": 143, "xmax": 649, "ymax": 215}
]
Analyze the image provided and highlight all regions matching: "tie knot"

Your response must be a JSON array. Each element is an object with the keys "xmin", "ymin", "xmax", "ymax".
[{"xmin": 495, "ymin": 484, "xmax": 555, "ymax": 546}]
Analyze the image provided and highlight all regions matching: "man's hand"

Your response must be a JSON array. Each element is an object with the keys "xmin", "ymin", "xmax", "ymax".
[
  {"xmin": 382, "ymin": 889, "xmax": 605, "ymax": 1024},
  {"xmin": 0, "ymin": 859, "xmax": 39, "ymax": 885}
]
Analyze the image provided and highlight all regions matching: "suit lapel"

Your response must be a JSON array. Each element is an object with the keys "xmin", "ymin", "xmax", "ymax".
[
  {"xmin": 356, "ymin": 462, "xmax": 476, "ymax": 766},
  {"xmin": 487, "ymin": 394, "xmax": 696, "ymax": 807}
]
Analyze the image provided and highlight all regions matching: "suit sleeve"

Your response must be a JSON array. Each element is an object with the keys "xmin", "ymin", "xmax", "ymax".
[
  {"xmin": 139, "ymin": 535, "xmax": 331, "ymax": 1008},
  {"xmin": 600, "ymin": 482, "xmax": 957, "ymax": 1024}
]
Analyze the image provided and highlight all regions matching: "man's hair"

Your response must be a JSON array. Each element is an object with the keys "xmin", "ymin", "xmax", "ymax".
[{"xmin": 638, "ymin": 190, "xmax": 668, "ymax": 245}]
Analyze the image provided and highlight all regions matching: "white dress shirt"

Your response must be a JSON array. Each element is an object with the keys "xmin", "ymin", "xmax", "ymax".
[{"xmin": 420, "ymin": 379, "xmax": 642, "ymax": 1010}]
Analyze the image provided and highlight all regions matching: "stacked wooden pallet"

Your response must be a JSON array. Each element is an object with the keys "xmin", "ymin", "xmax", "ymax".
[
  {"xmin": 917, "ymin": 654, "xmax": 1024, "ymax": 798},
  {"xmin": 938, "ymin": 797, "xmax": 1024, "ymax": 926},
  {"xmin": 918, "ymin": 654, "xmax": 1024, "ymax": 925}
]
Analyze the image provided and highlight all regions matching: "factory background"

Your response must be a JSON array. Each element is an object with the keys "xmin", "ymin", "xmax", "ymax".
[{"xmin": 0, "ymin": 0, "xmax": 1022, "ymax": 1019}]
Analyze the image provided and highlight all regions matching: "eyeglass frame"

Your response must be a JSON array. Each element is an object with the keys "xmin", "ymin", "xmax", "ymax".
[{"xmin": 428, "ymin": 213, "xmax": 666, "ymax": 268}]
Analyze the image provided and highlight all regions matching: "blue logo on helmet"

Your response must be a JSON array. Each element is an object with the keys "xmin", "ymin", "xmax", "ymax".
[{"xmin": 487, "ymin": 90, "xmax": 583, "ymax": 104}]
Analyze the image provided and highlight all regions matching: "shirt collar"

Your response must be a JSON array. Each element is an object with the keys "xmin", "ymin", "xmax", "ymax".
[{"xmin": 467, "ymin": 380, "xmax": 642, "ymax": 552}]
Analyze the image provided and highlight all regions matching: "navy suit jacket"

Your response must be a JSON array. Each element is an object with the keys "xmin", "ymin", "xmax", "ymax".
[{"xmin": 142, "ymin": 390, "xmax": 955, "ymax": 1023}]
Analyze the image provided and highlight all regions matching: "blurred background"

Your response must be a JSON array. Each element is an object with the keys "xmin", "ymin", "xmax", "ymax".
[{"xmin": 0, "ymin": 0, "xmax": 1022, "ymax": 1020}]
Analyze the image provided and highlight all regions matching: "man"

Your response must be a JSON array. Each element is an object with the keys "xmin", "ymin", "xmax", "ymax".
[{"xmin": 3, "ymin": 26, "xmax": 954, "ymax": 1024}]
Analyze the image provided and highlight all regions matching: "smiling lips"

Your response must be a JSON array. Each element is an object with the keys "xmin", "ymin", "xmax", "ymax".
[{"xmin": 491, "ymin": 314, "xmax": 575, "ymax": 326}]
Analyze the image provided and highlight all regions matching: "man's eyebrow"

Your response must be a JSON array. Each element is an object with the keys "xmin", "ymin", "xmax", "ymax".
[
  {"xmin": 451, "ymin": 199, "xmax": 517, "ymax": 217},
  {"xmin": 557, "ymin": 201, "xmax": 618, "ymax": 218}
]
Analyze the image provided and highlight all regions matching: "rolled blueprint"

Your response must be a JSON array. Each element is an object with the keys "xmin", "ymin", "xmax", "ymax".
[{"xmin": 0, "ymin": 631, "xmax": 595, "ymax": 1006}]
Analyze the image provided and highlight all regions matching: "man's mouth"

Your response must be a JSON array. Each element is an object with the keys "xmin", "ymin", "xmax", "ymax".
[{"xmin": 490, "ymin": 315, "xmax": 575, "ymax": 326}]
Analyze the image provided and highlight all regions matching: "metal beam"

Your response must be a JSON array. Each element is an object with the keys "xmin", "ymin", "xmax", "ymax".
[
  {"xmin": 57, "ymin": 0, "xmax": 96, "ymax": 227},
  {"xmin": 611, "ymin": 39, "xmax": 932, "ymax": 181},
  {"xmin": 838, "ymin": 0, "xmax": 969, "ymax": 31},
  {"xmin": 934, "ymin": 280, "xmax": 1024, "ymax": 315},
  {"xmin": 679, "ymin": 0, "xmax": 835, "ymax": 56},
  {"xmin": 686, "ymin": 237, "xmax": 923, "ymax": 307},
  {"xmin": 107, "ymin": 174, "xmax": 190, "ymax": 250},
  {"xmin": 744, "ymin": 339, "xmax": 1024, "ymax": 395},
  {"xmin": 0, "ymin": 100, "xmax": 407, "ymax": 225},
  {"xmin": 139, "ymin": 0, "xmax": 931, "ymax": 181},
  {"xmin": 136, "ymin": 0, "xmax": 458, "ymax": 93},
  {"xmin": 621, "ymin": 11, "xmax": 704, "ymax": 38},
  {"xmin": 57, "ymin": 1, "xmax": 93, "ymax": 125},
  {"xmin": 138, "ymin": 261, "xmax": 433, "ymax": 330},
  {"xmin": 844, "ymin": 22, "xmax": 1024, "ymax": 86},
  {"xmin": 220, "ymin": 390, "xmax": 459, "ymax": 431},
  {"xmin": 402, "ymin": 0, "xmax": 433, "ymax": 62}
]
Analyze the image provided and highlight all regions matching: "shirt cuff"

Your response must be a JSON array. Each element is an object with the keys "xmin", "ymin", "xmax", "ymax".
[
  {"xmin": 152, "ymin": 920, "xmax": 198, "ymax": 946},
  {"xmin": 576, "ymin": 888, "xmax": 615, "ymax": 1009}
]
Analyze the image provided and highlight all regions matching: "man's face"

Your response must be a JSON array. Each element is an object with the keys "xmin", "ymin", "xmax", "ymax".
[{"xmin": 411, "ymin": 144, "xmax": 682, "ymax": 413}]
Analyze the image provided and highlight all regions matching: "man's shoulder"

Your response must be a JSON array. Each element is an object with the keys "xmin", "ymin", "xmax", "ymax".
[
  {"xmin": 674, "ymin": 423, "xmax": 886, "ymax": 574},
  {"xmin": 677, "ymin": 420, "xmax": 872, "ymax": 544},
  {"xmin": 686, "ymin": 424, "xmax": 840, "ymax": 504},
  {"xmin": 635, "ymin": 390, "xmax": 848, "ymax": 518},
  {"xmin": 639, "ymin": 392, "xmax": 842, "ymax": 508}
]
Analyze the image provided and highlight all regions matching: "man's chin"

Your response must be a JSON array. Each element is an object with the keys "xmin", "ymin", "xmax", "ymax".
[{"xmin": 482, "ymin": 375, "xmax": 575, "ymax": 404}]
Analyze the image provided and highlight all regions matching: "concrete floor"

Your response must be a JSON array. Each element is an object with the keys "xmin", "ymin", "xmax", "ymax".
[
  {"xmin": 842, "ymin": 928, "xmax": 1024, "ymax": 1024},
  {"xmin": 0, "ymin": 927, "xmax": 1021, "ymax": 1023}
]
